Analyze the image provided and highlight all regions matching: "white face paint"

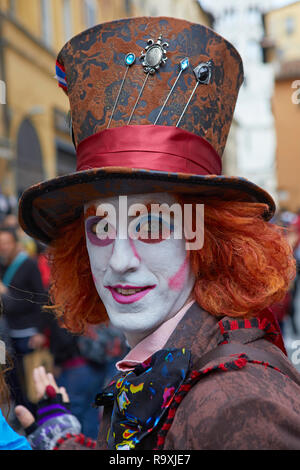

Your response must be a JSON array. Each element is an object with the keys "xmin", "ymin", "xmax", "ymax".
[{"xmin": 84, "ymin": 193, "xmax": 195, "ymax": 347}]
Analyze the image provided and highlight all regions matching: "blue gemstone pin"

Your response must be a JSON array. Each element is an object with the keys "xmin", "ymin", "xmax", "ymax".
[
  {"xmin": 126, "ymin": 53, "xmax": 136, "ymax": 66},
  {"xmin": 176, "ymin": 60, "xmax": 213, "ymax": 128},
  {"xmin": 107, "ymin": 53, "xmax": 136, "ymax": 129},
  {"xmin": 154, "ymin": 57, "xmax": 189, "ymax": 125},
  {"xmin": 127, "ymin": 35, "xmax": 169, "ymax": 125}
]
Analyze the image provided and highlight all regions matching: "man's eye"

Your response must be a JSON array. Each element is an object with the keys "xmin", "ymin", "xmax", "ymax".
[
  {"xmin": 91, "ymin": 222, "xmax": 109, "ymax": 234},
  {"xmin": 94, "ymin": 222, "xmax": 109, "ymax": 234},
  {"xmin": 96, "ymin": 221, "xmax": 111, "ymax": 237},
  {"xmin": 147, "ymin": 220, "xmax": 161, "ymax": 234},
  {"xmin": 136, "ymin": 216, "xmax": 174, "ymax": 243},
  {"xmin": 86, "ymin": 217, "xmax": 116, "ymax": 246}
]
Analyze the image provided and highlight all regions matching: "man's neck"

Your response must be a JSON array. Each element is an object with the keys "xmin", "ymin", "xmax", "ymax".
[
  {"xmin": 124, "ymin": 294, "xmax": 195, "ymax": 349},
  {"xmin": 125, "ymin": 327, "xmax": 156, "ymax": 349}
]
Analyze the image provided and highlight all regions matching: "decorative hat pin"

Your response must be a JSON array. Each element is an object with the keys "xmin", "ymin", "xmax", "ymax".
[
  {"xmin": 154, "ymin": 57, "xmax": 189, "ymax": 125},
  {"xmin": 140, "ymin": 35, "xmax": 169, "ymax": 74},
  {"xmin": 176, "ymin": 60, "xmax": 213, "ymax": 127},
  {"xmin": 107, "ymin": 52, "xmax": 136, "ymax": 129},
  {"xmin": 127, "ymin": 35, "xmax": 169, "ymax": 125}
]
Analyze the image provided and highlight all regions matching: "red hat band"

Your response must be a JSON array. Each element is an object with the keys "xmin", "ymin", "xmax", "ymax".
[{"xmin": 76, "ymin": 125, "xmax": 222, "ymax": 176}]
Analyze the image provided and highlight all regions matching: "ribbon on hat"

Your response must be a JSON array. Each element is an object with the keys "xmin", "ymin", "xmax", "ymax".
[
  {"xmin": 77, "ymin": 125, "xmax": 222, "ymax": 176},
  {"xmin": 96, "ymin": 348, "xmax": 191, "ymax": 450},
  {"xmin": 55, "ymin": 61, "xmax": 68, "ymax": 92}
]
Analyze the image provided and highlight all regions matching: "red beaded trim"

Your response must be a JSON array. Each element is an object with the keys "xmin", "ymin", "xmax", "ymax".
[
  {"xmin": 154, "ymin": 353, "xmax": 288, "ymax": 450},
  {"xmin": 53, "ymin": 433, "xmax": 97, "ymax": 450},
  {"xmin": 154, "ymin": 354, "xmax": 249, "ymax": 450}
]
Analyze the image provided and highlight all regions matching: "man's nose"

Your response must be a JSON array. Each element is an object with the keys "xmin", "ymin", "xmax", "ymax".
[{"xmin": 108, "ymin": 237, "xmax": 140, "ymax": 274}]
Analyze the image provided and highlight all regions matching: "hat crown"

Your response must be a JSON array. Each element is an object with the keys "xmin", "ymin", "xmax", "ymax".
[{"xmin": 57, "ymin": 16, "xmax": 244, "ymax": 157}]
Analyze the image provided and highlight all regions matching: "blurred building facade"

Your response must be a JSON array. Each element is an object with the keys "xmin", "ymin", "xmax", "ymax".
[
  {"xmin": 264, "ymin": 1, "xmax": 300, "ymax": 212},
  {"xmin": 202, "ymin": 0, "xmax": 278, "ymax": 204},
  {"xmin": 0, "ymin": 0, "xmax": 137, "ymax": 200},
  {"xmin": 0, "ymin": 0, "xmax": 210, "ymax": 204},
  {"xmin": 132, "ymin": 0, "xmax": 212, "ymax": 23}
]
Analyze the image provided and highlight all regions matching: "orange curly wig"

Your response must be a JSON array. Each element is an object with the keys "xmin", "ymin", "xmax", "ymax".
[{"xmin": 46, "ymin": 197, "xmax": 296, "ymax": 334}]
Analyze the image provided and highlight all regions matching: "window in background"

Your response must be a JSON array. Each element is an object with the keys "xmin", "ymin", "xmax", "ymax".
[
  {"xmin": 125, "ymin": 0, "xmax": 131, "ymax": 15},
  {"xmin": 83, "ymin": 0, "xmax": 97, "ymax": 29},
  {"xmin": 63, "ymin": 0, "xmax": 73, "ymax": 41},
  {"xmin": 9, "ymin": 0, "xmax": 16, "ymax": 17},
  {"xmin": 40, "ymin": 0, "xmax": 53, "ymax": 48},
  {"xmin": 285, "ymin": 16, "xmax": 295, "ymax": 36}
]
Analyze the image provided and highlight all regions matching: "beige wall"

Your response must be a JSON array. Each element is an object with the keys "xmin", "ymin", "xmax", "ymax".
[
  {"xmin": 0, "ymin": 0, "xmax": 134, "ymax": 53},
  {"xmin": 264, "ymin": 2, "xmax": 300, "ymax": 211},
  {"xmin": 0, "ymin": 0, "xmax": 135, "ymax": 195},
  {"xmin": 265, "ymin": 1, "xmax": 300, "ymax": 62},
  {"xmin": 273, "ymin": 79, "xmax": 300, "ymax": 211},
  {"xmin": 132, "ymin": 0, "xmax": 210, "ymax": 24}
]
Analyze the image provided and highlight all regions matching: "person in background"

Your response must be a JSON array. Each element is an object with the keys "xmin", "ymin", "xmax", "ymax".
[
  {"xmin": 0, "ymin": 226, "xmax": 47, "ymax": 413},
  {"xmin": 14, "ymin": 366, "xmax": 79, "ymax": 451},
  {"xmin": 2, "ymin": 214, "xmax": 37, "ymax": 258},
  {"xmin": 35, "ymin": 242, "xmax": 51, "ymax": 292},
  {"xmin": 0, "ymin": 361, "xmax": 70, "ymax": 450},
  {"xmin": 289, "ymin": 209, "xmax": 300, "ymax": 335},
  {"xmin": 0, "ymin": 367, "xmax": 32, "ymax": 450},
  {"xmin": 46, "ymin": 314, "xmax": 128, "ymax": 440},
  {"xmin": 0, "ymin": 189, "xmax": 16, "ymax": 225},
  {"xmin": 268, "ymin": 209, "xmax": 298, "ymax": 335},
  {"xmin": 0, "ymin": 296, "xmax": 31, "ymax": 450}
]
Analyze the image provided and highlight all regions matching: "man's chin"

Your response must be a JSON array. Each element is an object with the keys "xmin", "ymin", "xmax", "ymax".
[{"xmin": 107, "ymin": 310, "xmax": 162, "ymax": 334}]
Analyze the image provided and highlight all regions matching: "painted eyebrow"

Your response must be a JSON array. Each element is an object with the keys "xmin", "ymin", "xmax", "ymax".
[
  {"xmin": 84, "ymin": 202, "xmax": 176, "ymax": 220},
  {"xmin": 128, "ymin": 202, "xmax": 156, "ymax": 219},
  {"xmin": 128, "ymin": 202, "xmax": 175, "ymax": 218}
]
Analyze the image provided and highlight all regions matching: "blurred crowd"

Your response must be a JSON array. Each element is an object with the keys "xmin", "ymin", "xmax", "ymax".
[
  {"xmin": 0, "ymin": 192, "xmax": 128, "ymax": 440},
  {"xmin": 271, "ymin": 207, "xmax": 300, "ymax": 337}
]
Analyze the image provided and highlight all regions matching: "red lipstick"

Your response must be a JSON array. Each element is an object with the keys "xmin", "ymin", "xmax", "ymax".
[{"xmin": 105, "ymin": 284, "xmax": 156, "ymax": 304}]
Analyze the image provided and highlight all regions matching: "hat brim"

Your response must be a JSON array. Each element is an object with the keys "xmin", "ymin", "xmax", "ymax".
[{"xmin": 18, "ymin": 167, "xmax": 276, "ymax": 244}]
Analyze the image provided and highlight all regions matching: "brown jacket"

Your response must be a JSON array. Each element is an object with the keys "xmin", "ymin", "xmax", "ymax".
[{"xmin": 59, "ymin": 303, "xmax": 300, "ymax": 450}]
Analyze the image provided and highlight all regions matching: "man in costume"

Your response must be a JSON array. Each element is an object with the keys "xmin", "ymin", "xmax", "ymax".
[{"xmin": 16, "ymin": 17, "xmax": 300, "ymax": 450}]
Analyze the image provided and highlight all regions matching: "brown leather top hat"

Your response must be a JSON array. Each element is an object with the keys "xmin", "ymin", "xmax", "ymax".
[{"xmin": 19, "ymin": 16, "xmax": 275, "ymax": 244}]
